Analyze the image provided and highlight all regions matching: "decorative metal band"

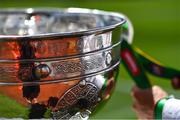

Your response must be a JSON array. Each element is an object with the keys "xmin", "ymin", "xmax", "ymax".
[
  {"xmin": 0, "ymin": 61, "xmax": 120, "ymax": 86},
  {"xmin": 0, "ymin": 31, "xmax": 114, "ymax": 60},
  {"xmin": 0, "ymin": 46, "xmax": 120, "ymax": 84}
]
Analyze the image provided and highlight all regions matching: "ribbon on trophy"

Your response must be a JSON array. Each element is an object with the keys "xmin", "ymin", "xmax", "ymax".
[
  {"xmin": 121, "ymin": 18, "xmax": 180, "ymax": 120},
  {"xmin": 121, "ymin": 20, "xmax": 180, "ymax": 90}
]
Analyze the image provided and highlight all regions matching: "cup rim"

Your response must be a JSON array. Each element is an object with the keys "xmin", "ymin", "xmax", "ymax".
[{"xmin": 0, "ymin": 7, "xmax": 126, "ymax": 41}]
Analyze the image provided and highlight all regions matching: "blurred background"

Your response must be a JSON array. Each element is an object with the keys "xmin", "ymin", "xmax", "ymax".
[{"xmin": 0, "ymin": 0, "xmax": 179, "ymax": 119}]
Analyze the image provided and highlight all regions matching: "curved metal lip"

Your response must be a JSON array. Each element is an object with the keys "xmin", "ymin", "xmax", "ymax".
[
  {"xmin": 0, "ymin": 7, "xmax": 126, "ymax": 41},
  {"xmin": 0, "ymin": 60, "xmax": 120, "ymax": 86}
]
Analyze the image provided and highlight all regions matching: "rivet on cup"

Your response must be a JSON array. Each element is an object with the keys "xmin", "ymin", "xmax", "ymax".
[
  {"xmin": 105, "ymin": 52, "xmax": 112, "ymax": 66},
  {"xmin": 34, "ymin": 64, "xmax": 51, "ymax": 79}
]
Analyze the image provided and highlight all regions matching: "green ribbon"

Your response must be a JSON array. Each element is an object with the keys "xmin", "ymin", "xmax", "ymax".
[{"xmin": 154, "ymin": 97, "xmax": 170, "ymax": 120}]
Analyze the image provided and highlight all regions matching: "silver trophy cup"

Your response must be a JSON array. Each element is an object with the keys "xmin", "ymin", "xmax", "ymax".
[{"xmin": 0, "ymin": 8, "xmax": 132, "ymax": 119}]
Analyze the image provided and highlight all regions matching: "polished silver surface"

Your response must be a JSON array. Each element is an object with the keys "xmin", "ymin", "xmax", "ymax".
[
  {"xmin": 0, "ymin": 8, "xmax": 125, "ymax": 38},
  {"xmin": 0, "ymin": 8, "xmax": 127, "ymax": 119}
]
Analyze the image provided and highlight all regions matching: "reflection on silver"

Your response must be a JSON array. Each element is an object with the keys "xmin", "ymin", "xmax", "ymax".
[
  {"xmin": 69, "ymin": 110, "xmax": 91, "ymax": 120},
  {"xmin": 2, "ymin": 14, "xmax": 51, "ymax": 35},
  {"xmin": 34, "ymin": 64, "xmax": 51, "ymax": 79},
  {"xmin": 106, "ymin": 52, "xmax": 112, "ymax": 65},
  {"xmin": 50, "ymin": 14, "xmax": 97, "ymax": 33},
  {"xmin": 0, "ymin": 8, "xmax": 124, "ymax": 36},
  {"xmin": 79, "ymin": 32, "xmax": 112, "ymax": 53}
]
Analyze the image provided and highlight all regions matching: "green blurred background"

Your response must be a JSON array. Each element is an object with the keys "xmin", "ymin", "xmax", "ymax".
[{"xmin": 0, "ymin": 0, "xmax": 179, "ymax": 119}]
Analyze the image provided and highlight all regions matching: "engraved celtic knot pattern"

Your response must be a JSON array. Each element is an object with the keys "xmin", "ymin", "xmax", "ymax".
[
  {"xmin": 0, "ymin": 64, "xmax": 36, "ymax": 82},
  {"xmin": 52, "ymin": 109, "xmax": 72, "ymax": 120},
  {"xmin": 49, "ymin": 51, "xmax": 113, "ymax": 80},
  {"xmin": 52, "ymin": 80, "xmax": 99, "ymax": 119},
  {"xmin": 0, "ymin": 51, "xmax": 114, "ymax": 83},
  {"xmin": 56, "ymin": 81, "xmax": 98, "ymax": 109},
  {"xmin": 52, "ymin": 56, "xmax": 104, "ymax": 74},
  {"xmin": 0, "ymin": 65, "xmax": 18, "ymax": 81}
]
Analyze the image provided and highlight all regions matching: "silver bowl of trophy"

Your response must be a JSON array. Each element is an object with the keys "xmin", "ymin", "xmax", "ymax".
[{"xmin": 0, "ymin": 8, "xmax": 129, "ymax": 119}]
